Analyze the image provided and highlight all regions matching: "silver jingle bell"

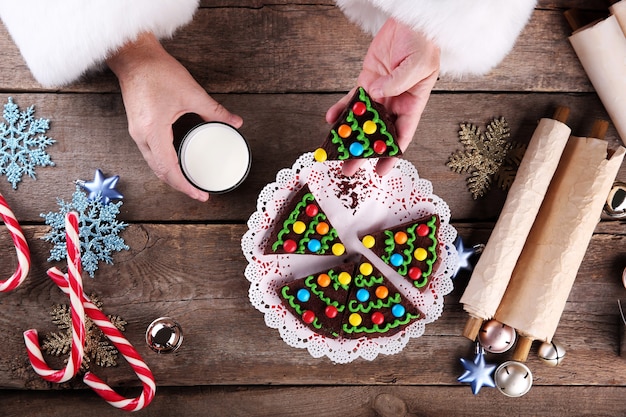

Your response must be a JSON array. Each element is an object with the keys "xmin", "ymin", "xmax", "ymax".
[
  {"xmin": 494, "ymin": 361, "xmax": 533, "ymax": 397},
  {"xmin": 477, "ymin": 319, "xmax": 517, "ymax": 354},
  {"xmin": 604, "ymin": 181, "xmax": 626, "ymax": 219},
  {"xmin": 146, "ymin": 317, "xmax": 184, "ymax": 353},
  {"xmin": 538, "ymin": 340, "xmax": 566, "ymax": 366}
]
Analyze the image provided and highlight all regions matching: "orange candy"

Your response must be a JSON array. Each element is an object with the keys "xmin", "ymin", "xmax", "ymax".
[
  {"xmin": 337, "ymin": 124, "xmax": 352, "ymax": 138},
  {"xmin": 317, "ymin": 273, "xmax": 331, "ymax": 287},
  {"xmin": 316, "ymin": 222, "xmax": 329, "ymax": 235},
  {"xmin": 375, "ymin": 285, "xmax": 389, "ymax": 299},
  {"xmin": 394, "ymin": 231, "xmax": 408, "ymax": 245}
]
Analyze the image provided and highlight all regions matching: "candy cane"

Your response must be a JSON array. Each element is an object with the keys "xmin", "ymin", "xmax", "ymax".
[
  {"xmin": 0, "ymin": 193, "xmax": 30, "ymax": 292},
  {"xmin": 47, "ymin": 267, "xmax": 156, "ymax": 411},
  {"xmin": 23, "ymin": 211, "xmax": 85, "ymax": 383}
]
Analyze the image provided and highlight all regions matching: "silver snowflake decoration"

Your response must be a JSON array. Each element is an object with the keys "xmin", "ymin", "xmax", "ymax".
[
  {"xmin": 0, "ymin": 97, "xmax": 55, "ymax": 188},
  {"xmin": 41, "ymin": 185, "xmax": 129, "ymax": 277}
]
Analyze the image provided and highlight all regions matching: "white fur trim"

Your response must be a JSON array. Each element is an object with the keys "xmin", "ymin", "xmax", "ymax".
[
  {"xmin": 335, "ymin": 0, "xmax": 536, "ymax": 77},
  {"xmin": 0, "ymin": 0, "xmax": 199, "ymax": 87}
]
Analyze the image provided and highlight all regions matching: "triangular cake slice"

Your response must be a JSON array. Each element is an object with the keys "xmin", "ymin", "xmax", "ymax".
[
  {"xmin": 341, "ymin": 257, "xmax": 423, "ymax": 339},
  {"xmin": 279, "ymin": 263, "xmax": 354, "ymax": 338},
  {"xmin": 265, "ymin": 184, "xmax": 346, "ymax": 256},
  {"xmin": 314, "ymin": 87, "xmax": 401, "ymax": 162},
  {"xmin": 360, "ymin": 214, "xmax": 440, "ymax": 291}
]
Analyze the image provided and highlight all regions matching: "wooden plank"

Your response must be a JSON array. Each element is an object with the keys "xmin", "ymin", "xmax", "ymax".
[
  {"xmin": 2, "ymin": 385, "xmax": 626, "ymax": 417},
  {"xmin": 0, "ymin": 223, "xmax": 623, "ymax": 389},
  {"xmin": 0, "ymin": 92, "xmax": 621, "ymax": 224},
  {"xmin": 0, "ymin": 7, "xmax": 594, "ymax": 93}
]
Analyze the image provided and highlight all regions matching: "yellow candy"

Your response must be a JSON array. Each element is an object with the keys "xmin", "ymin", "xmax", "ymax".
[
  {"xmin": 338, "ymin": 271, "xmax": 352, "ymax": 286},
  {"xmin": 292, "ymin": 221, "xmax": 306, "ymax": 234},
  {"xmin": 349, "ymin": 313, "xmax": 362, "ymax": 326},
  {"xmin": 363, "ymin": 120, "xmax": 377, "ymax": 134},
  {"xmin": 362, "ymin": 235, "xmax": 375, "ymax": 248},
  {"xmin": 359, "ymin": 262, "xmax": 373, "ymax": 276},
  {"xmin": 414, "ymin": 247, "xmax": 428, "ymax": 261},
  {"xmin": 314, "ymin": 148, "xmax": 327, "ymax": 162},
  {"xmin": 317, "ymin": 273, "xmax": 331, "ymax": 287},
  {"xmin": 332, "ymin": 243, "xmax": 345, "ymax": 256}
]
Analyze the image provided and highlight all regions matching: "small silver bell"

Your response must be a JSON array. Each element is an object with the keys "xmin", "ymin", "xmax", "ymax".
[
  {"xmin": 538, "ymin": 340, "xmax": 566, "ymax": 366},
  {"xmin": 146, "ymin": 317, "xmax": 184, "ymax": 353},
  {"xmin": 477, "ymin": 319, "xmax": 516, "ymax": 354},
  {"xmin": 494, "ymin": 361, "xmax": 533, "ymax": 397},
  {"xmin": 604, "ymin": 181, "xmax": 626, "ymax": 218}
]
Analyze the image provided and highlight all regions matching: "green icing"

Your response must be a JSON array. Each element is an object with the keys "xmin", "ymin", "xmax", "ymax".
[
  {"xmin": 281, "ymin": 285, "xmax": 323, "ymax": 330},
  {"xmin": 271, "ymin": 192, "xmax": 315, "ymax": 251},
  {"xmin": 348, "ymin": 293, "xmax": 401, "ymax": 314},
  {"xmin": 304, "ymin": 272, "xmax": 348, "ymax": 313},
  {"xmin": 356, "ymin": 87, "xmax": 400, "ymax": 157},
  {"xmin": 342, "ymin": 310, "xmax": 421, "ymax": 335},
  {"xmin": 330, "ymin": 130, "xmax": 350, "ymax": 160}
]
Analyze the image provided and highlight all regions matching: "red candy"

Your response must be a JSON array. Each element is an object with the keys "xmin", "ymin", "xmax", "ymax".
[
  {"xmin": 302, "ymin": 310, "xmax": 315, "ymax": 324},
  {"xmin": 408, "ymin": 267, "xmax": 422, "ymax": 280},
  {"xmin": 371, "ymin": 312, "xmax": 384, "ymax": 325},
  {"xmin": 305, "ymin": 203, "xmax": 319, "ymax": 217},
  {"xmin": 352, "ymin": 101, "xmax": 367, "ymax": 116},
  {"xmin": 416, "ymin": 224, "xmax": 430, "ymax": 237},
  {"xmin": 283, "ymin": 239, "xmax": 297, "ymax": 253},
  {"xmin": 325, "ymin": 305, "xmax": 338, "ymax": 318},
  {"xmin": 373, "ymin": 140, "xmax": 387, "ymax": 155}
]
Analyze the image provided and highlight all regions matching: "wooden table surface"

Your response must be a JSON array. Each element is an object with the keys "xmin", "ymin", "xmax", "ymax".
[{"xmin": 1, "ymin": 1, "xmax": 625, "ymax": 416}]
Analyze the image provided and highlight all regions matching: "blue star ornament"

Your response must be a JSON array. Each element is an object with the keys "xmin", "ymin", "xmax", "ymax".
[
  {"xmin": 453, "ymin": 236, "xmax": 481, "ymax": 278},
  {"xmin": 79, "ymin": 169, "xmax": 123, "ymax": 204},
  {"xmin": 458, "ymin": 348, "xmax": 497, "ymax": 395}
]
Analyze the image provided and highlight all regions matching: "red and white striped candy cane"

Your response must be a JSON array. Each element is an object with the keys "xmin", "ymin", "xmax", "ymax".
[
  {"xmin": 47, "ymin": 267, "xmax": 156, "ymax": 411},
  {"xmin": 0, "ymin": 193, "xmax": 30, "ymax": 292},
  {"xmin": 23, "ymin": 211, "xmax": 85, "ymax": 383}
]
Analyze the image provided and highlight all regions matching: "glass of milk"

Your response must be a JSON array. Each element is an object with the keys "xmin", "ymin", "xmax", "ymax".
[{"xmin": 173, "ymin": 113, "xmax": 251, "ymax": 194}]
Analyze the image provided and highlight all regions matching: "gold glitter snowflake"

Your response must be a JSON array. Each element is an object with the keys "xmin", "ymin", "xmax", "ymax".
[
  {"xmin": 42, "ymin": 294, "xmax": 126, "ymax": 372},
  {"xmin": 447, "ymin": 117, "xmax": 526, "ymax": 199}
]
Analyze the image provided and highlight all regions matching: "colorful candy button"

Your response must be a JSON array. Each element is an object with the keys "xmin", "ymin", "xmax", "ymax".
[
  {"xmin": 302, "ymin": 310, "xmax": 315, "ymax": 324},
  {"xmin": 349, "ymin": 142, "xmax": 364, "ymax": 157},
  {"xmin": 305, "ymin": 203, "xmax": 319, "ymax": 217},
  {"xmin": 362, "ymin": 235, "xmax": 375, "ymax": 249},
  {"xmin": 390, "ymin": 253, "xmax": 404, "ymax": 267},
  {"xmin": 416, "ymin": 224, "xmax": 430, "ymax": 237},
  {"xmin": 359, "ymin": 262, "xmax": 373, "ymax": 276},
  {"xmin": 325, "ymin": 305, "xmax": 338, "ymax": 319},
  {"xmin": 283, "ymin": 239, "xmax": 297, "ymax": 253},
  {"xmin": 371, "ymin": 312, "xmax": 385, "ymax": 325},
  {"xmin": 375, "ymin": 285, "xmax": 389, "ymax": 299},
  {"xmin": 317, "ymin": 273, "xmax": 331, "ymax": 287},
  {"xmin": 338, "ymin": 271, "xmax": 352, "ymax": 286},
  {"xmin": 414, "ymin": 247, "xmax": 427, "ymax": 261},
  {"xmin": 391, "ymin": 304, "xmax": 405, "ymax": 318},
  {"xmin": 394, "ymin": 231, "xmax": 408, "ymax": 245},
  {"xmin": 373, "ymin": 140, "xmax": 387, "ymax": 154},
  {"xmin": 297, "ymin": 288, "xmax": 311, "ymax": 302},
  {"xmin": 316, "ymin": 222, "xmax": 329, "ymax": 235},
  {"xmin": 408, "ymin": 267, "xmax": 422, "ymax": 281},
  {"xmin": 313, "ymin": 148, "xmax": 327, "ymax": 162},
  {"xmin": 363, "ymin": 120, "xmax": 377, "ymax": 135},
  {"xmin": 352, "ymin": 101, "xmax": 366, "ymax": 116},
  {"xmin": 307, "ymin": 239, "xmax": 322, "ymax": 253},
  {"xmin": 349, "ymin": 313, "xmax": 362, "ymax": 326},
  {"xmin": 356, "ymin": 288, "xmax": 370, "ymax": 302},
  {"xmin": 338, "ymin": 124, "xmax": 352, "ymax": 138},
  {"xmin": 292, "ymin": 220, "xmax": 306, "ymax": 234},
  {"xmin": 332, "ymin": 243, "xmax": 345, "ymax": 256}
]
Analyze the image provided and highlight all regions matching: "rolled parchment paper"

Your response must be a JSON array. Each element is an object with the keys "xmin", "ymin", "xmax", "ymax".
[
  {"xmin": 610, "ymin": 1, "xmax": 626, "ymax": 35},
  {"xmin": 569, "ymin": 14, "xmax": 626, "ymax": 145},
  {"xmin": 460, "ymin": 112, "xmax": 571, "ymax": 340},
  {"xmin": 495, "ymin": 137, "xmax": 626, "ymax": 361}
]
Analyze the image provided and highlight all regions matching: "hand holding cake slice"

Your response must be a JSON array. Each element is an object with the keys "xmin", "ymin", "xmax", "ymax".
[{"xmin": 314, "ymin": 87, "xmax": 401, "ymax": 162}]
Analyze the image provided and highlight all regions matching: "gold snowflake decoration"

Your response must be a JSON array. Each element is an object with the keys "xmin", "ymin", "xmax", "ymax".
[
  {"xmin": 42, "ymin": 294, "xmax": 127, "ymax": 372},
  {"xmin": 447, "ymin": 117, "xmax": 526, "ymax": 199}
]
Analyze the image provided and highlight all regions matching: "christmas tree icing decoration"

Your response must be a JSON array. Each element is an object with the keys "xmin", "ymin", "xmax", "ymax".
[
  {"xmin": 42, "ymin": 294, "xmax": 127, "ymax": 372},
  {"xmin": 342, "ymin": 258, "xmax": 422, "ymax": 339},
  {"xmin": 447, "ymin": 117, "xmax": 526, "ymax": 199},
  {"xmin": 314, "ymin": 87, "xmax": 401, "ymax": 162},
  {"xmin": 265, "ymin": 184, "xmax": 345, "ymax": 256},
  {"xmin": 361, "ymin": 214, "xmax": 440, "ymax": 291},
  {"xmin": 0, "ymin": 97, "xmax": 55, "ymax": 188},
  {"xmin": 41, "ymin": 183, "xmax": 129, "ymax": 277}
]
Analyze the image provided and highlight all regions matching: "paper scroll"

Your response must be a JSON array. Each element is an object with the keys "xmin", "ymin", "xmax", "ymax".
[
  {"xmin": 568, "ymin": 2, "xmax": 626, "ymax": 145},
  {"xmin": 495, "ymin": 137, "xmax": 625, "ymax": 361},
  {"xmin": 460, "ymin": 110, "xmax": 571, "ymax": 340}
]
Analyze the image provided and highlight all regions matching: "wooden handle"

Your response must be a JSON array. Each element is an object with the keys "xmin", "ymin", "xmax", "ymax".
[
  {"xmin": 590, "ymin": 119, "xmax": 609, "ymax": 139},
  {"xmin": 462, "ymin": 316, "xmax": 484, "ymax": 341},
  {"xmin": 512, "ymin": 335, "xmax": 534, "ymax": 362},
  {"xmin": 552, "ymin": 106, "xmax": 570, "ymax": 124}
]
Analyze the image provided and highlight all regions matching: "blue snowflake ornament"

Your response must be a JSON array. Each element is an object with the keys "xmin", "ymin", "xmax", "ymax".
[
  {"xmin": 41, "ymin": 185, "xmax": 129, "ymax": 277},
  {"xmin": 0, "ymin": 97, "xmax": 55, "ymax": 188}
]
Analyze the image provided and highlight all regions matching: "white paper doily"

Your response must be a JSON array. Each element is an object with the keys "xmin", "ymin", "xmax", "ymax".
[{"xmin": 242, "ymin": 153, "xmax": 458, "ymax": 363}]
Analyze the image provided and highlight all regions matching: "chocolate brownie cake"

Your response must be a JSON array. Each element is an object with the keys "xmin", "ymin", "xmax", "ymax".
[
  {"xmin": 360, "ymin": 214, "xmax": 441, "ymax": 291},
  {"xmin": 314, "ymin": 87, "xmax": 401, "ymax": 162}
]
